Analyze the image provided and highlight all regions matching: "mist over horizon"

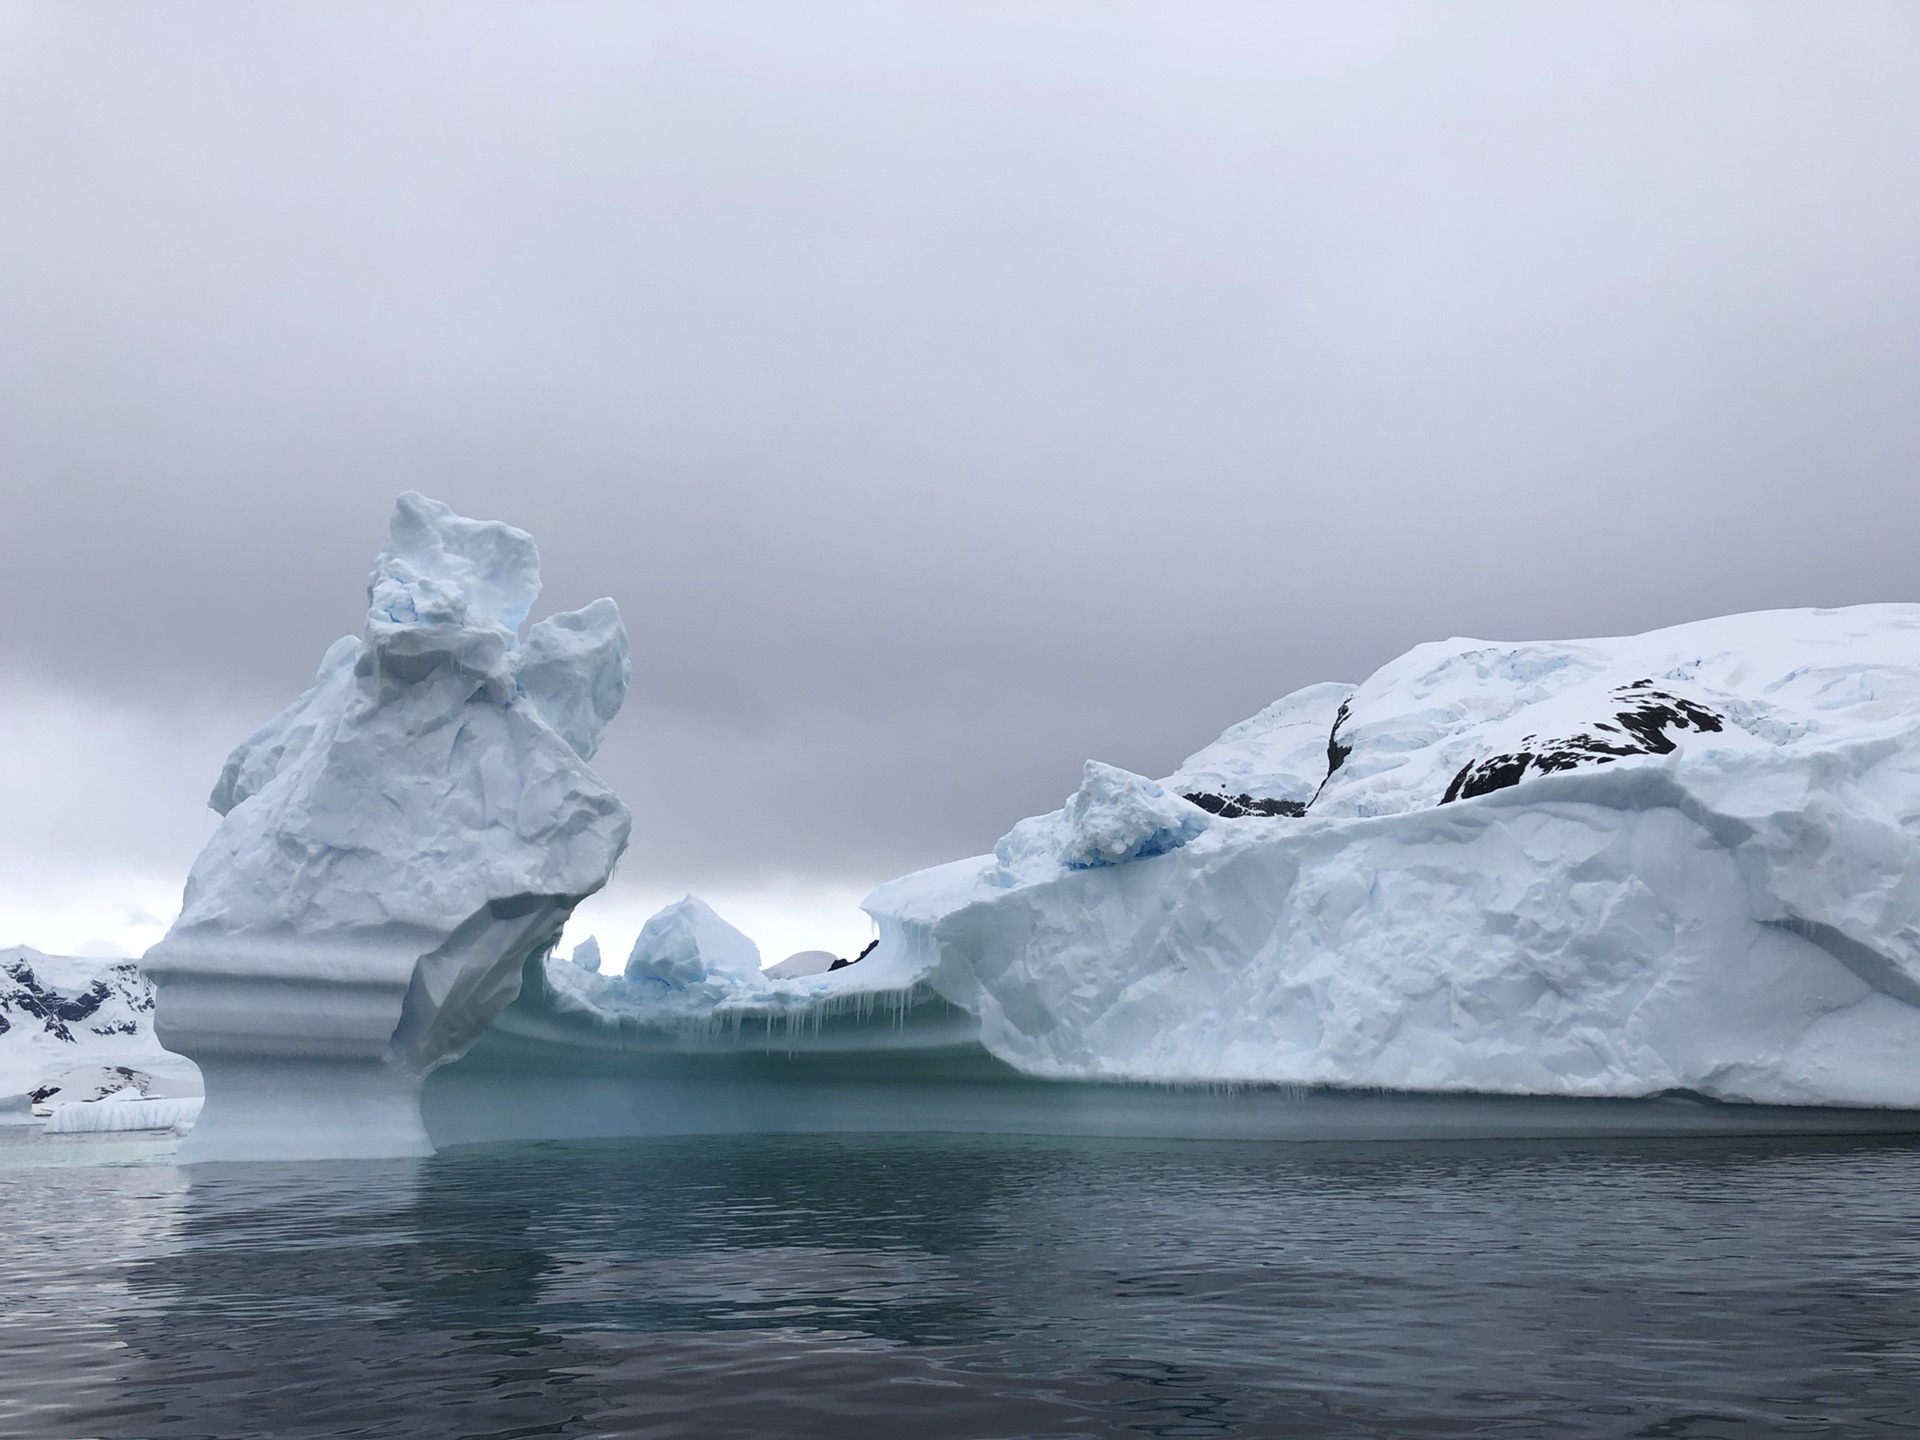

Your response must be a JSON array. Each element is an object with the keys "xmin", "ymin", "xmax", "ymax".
[{"xmin": 5, "ymin": 0, "xmax": 1918, "ymax": 960}]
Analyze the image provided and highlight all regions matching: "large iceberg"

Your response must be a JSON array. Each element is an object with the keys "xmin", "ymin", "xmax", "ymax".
[
  {"xmin": 138, "ymin": 553, "xmax": 1920, "ymax": 1158},
  {"xmin": 144, "ymin": 494, "xmax": 631, "ymax": 1161},
  {"xmin": 416, "ymin": 605, "xmax": 1920, "ymax": 1153},
  {"xmin": 862, "ymin": 605, "xmax": 1920, "ymax": 1110}
]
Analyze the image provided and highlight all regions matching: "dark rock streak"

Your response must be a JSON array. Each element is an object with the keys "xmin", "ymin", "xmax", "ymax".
[{"xmin": 1442, "ymin": 682, "xmax": 1726, "ymax": 804}]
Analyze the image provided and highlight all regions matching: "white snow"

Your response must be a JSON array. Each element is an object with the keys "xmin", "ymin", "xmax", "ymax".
[
  {"xmin": 45, "ymin": 1094, "xmax": 203, "ymax": 1134},
  {"xmin": 765, "ymin": 950, "xmax": 839, "ymax": 979},
  {"xmin": 142, "ymin": 493, "xmax": 631, "ymax": 1161},
  {"xmin": 863, "ymin": 604, "xmax": 1920, "ymax": 1110},
  {"xmin": 1165, "ymin": 680, "xmax": 1353, "ymax": 813},
  {"xmin": 0, "ymin": 947, "xmax": 200, "ymax": 1106}
]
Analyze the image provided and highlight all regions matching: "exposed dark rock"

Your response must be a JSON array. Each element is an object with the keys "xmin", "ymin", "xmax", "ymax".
[
  {"xmin": 1441, "ymin": 682, "xmax": 1728, "ymax": 804},
  {"xmin": 3, "ymin": 961, "xmax": 111, "ymax": 1043},
  {"xmin": 828, "ymin": 939, "xmax": 880, "ymax": 973},
  {"xmin": 1326, "ymin": 700, "xmax": 1354, "ymax": 777},
  {"xmin": 1182, "ymin": 791, "xmax": 1307, "ymax": 819},
  {"xmin": 3, "ymin": 957, "xmax": 150, "ymax": 1045}
]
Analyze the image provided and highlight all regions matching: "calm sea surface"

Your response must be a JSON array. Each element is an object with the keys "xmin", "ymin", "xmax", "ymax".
[{"xmin": 3, "ymin": 1133, "xmax": 1920, "ymax": 1438}]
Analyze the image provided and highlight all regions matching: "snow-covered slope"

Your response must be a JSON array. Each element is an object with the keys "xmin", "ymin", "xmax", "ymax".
[
  {"xmin": 1166, "ymin": 680, "xmax": 1352, "ymax": 818},
  {"xmin": 864, "ymin": 605, "xmax": 1920, "ymax": 1109},
  {"xmin": 143, "ymin": 494, "xmax": 631, "ymax": 1161},
  {"xmin": 0, "ymin": 947, "xmax": 201, "ymax": 1112}
]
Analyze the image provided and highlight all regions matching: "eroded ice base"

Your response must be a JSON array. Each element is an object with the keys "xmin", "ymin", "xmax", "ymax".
[{"xmin": 418, "ymin": 955, "xmax": 1920, "ymax": 1149}]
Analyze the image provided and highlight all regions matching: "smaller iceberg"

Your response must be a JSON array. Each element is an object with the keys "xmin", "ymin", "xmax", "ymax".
[
  {"xmin": 45, "ymin": 1092, "xmax": 204, "ymax": 1135},
  {"xmin": 144, "ymin": 494, "xmax": 632, "ymax": 1162}
]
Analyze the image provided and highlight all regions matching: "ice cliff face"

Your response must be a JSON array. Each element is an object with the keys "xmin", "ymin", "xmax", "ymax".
[
  {"xmin": 144, "ymin": 493, "xmax": 631, "ymax": 1160},
  {"xmin": 865, "ymin": 605, "xmax": 1920, "ymax": 1109}
]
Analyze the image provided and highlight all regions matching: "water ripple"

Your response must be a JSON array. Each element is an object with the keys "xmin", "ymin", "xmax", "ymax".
[{"xmin": 3, "ymin": 1134, "xmax": 1920, "ymax": 1437}]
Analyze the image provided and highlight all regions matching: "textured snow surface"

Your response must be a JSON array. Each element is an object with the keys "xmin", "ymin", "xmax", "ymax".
[
  {"xmin": 142, "ymin": 494, "xmax": 630, "ymax": 1159},
  {"xmin": 864, "ymin": 605, "xmax": 1920, "ymax": 1108}
]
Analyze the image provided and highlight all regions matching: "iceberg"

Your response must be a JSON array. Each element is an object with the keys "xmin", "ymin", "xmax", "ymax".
[
  {"xmin": 861, "ymin": 605, "xmax": 1920, "ymax": 1110},
  {"xmin": 422, "ymin": 605, "xmax": 1920, "ymax": 1149},
  {"xmin": 134, "ymin": 517, "xmax": 1920, "ymax": 1161},
  {"xmin": 143, "ymin": 494, "xmax": 631, "ymax": 1161},
  {"xmin": 44, "ymin": 1092, "xmax": 204, "ymax": 1134}
]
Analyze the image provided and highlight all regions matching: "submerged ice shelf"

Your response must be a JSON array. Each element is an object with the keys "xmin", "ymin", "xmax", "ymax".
[{"xmin": 133, "ymin": 491, "xmax": 1920, "ymax": 1159}]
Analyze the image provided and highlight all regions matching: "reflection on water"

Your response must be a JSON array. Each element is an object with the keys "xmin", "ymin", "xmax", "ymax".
[{"xmin": 4, "ymin": 1134, "xmax": 1920, "ymax": 1437}]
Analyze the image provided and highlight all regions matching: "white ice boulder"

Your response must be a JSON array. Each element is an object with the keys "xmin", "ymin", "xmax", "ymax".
[
  {"xmin": 532, "ymin": 895, "xmax": 767, "ymax": 1030},
  {"xmin": 990, "ymin": 760, "xmax": 1214, "ymax": 888},
  {"xmin": 144, "ymin": 493, "xmax": 632, "ymax": 1161},
  {"xmin": 865, "ymin": 605, "xmax": 1920, "ymax": 1110},
  {"xmin": 624, "ymin": 897, "xmax": 764, "ymax": 992}
]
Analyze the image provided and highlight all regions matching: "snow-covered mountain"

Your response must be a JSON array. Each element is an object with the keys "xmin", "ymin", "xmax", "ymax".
[{"xmin": 0, "ymin": 947, "xmax": 200, "ymax": 1108}]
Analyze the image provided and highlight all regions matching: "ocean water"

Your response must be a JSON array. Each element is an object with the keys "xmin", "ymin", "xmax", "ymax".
[{"xmin": 3, "ymin": 1133, "xmax": 1920, "ymax": 1438}]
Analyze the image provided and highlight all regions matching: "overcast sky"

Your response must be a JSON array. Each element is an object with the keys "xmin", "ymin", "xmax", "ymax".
[{"xmin": 4, "ymin": 0, "xmax": 1918, "ymax": 960}]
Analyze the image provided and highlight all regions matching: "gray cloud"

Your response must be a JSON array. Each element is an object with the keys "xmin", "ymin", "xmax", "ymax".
[{"xmin": 3, "ymin": 0, "xmax": 1918, "ymax": 924}]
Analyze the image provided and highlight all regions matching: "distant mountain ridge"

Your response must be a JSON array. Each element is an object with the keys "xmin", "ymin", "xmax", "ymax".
[{"xmin": 1, "ymin": 947, "xmax": 200, "ymax": 1106}]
